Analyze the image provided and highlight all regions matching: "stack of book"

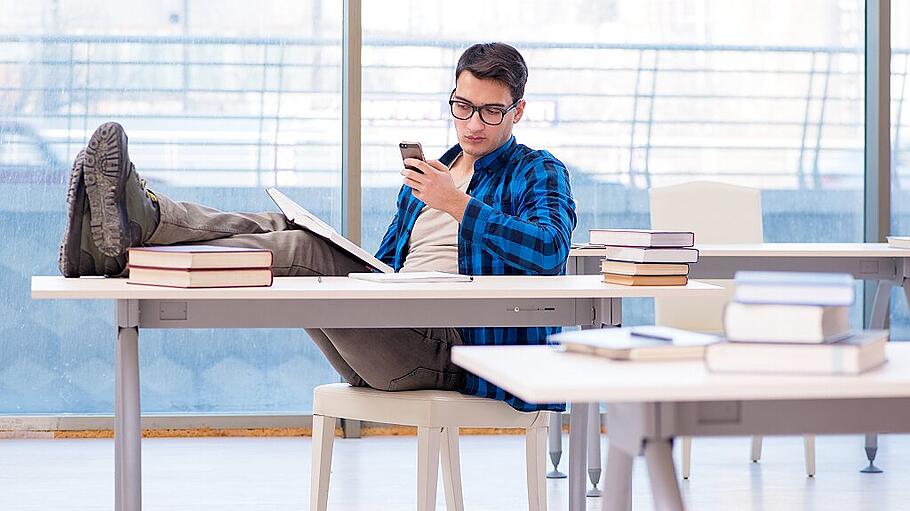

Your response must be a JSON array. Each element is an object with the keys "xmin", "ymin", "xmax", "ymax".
[
  {"xmin": 706, "ymin": 271, "xmax": 888, "ymax": 374},
  {"xmin": 590, "ymin": 228, "xmax": 697, "ymax": 286},
  {"xmin": 127, "ymin": 245, "xmax": 274, "ymax": 288}
]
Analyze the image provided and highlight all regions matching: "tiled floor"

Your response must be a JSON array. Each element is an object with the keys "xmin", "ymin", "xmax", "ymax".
[{"xmin": 1, "ymin": 432, "xmax": 908, "ymax": 510}]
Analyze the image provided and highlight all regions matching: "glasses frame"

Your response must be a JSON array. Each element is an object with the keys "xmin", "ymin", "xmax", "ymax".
[{"xmin": 448, "ymin": 88, "xmax": 522, "ymax": 126}]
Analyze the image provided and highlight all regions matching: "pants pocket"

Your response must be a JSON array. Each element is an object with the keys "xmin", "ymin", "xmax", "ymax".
[{"xmin": 388, "ymin": 366, "xmax": 465, "ymax": 392}]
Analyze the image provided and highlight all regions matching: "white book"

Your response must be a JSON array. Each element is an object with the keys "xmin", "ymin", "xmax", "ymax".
[
  {"xmin": 267, "ymin": 187, "xmax": 394, "ymax": 274},
  {"xmin": 734, "ymin": 271, "xmax": 854, "ymax": 287},
  {"xmin": 887, "ymin": 236, "xmax": 910, "ymax": 249},
  {"xmin": 723, "ymin": 302, "xmax": 852, "ymax": 343},
  {"xmin": 348, "ymin": 271, "xmax": 472, "ymax": 283},
  {"xmin": 706, "ymin": 330, "xmax": 889, "ymax": 375},
  {"xmin": 734, "ymin": 283, "xmax": 854, "ymax": 306},
  {"xmin": 602, "ymin": 246, "xmax": 699, "ymax": 263},
  {"xmin": 589, "ymin": 229, "xmax": 694, "ymax": 248},
  {"xmin": 550, "ymin": 326, "xmax": 719, "ymax": 361}
]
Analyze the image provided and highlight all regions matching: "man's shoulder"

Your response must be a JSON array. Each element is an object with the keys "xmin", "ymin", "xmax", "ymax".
[{"xmin": 506, "ymin": 143, "xmax": 568, "ymax": 179}]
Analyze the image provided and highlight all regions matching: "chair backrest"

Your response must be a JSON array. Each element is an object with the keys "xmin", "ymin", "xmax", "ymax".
[{"xmin": 649, "ymin": 181, "xmax": 763, "ymax": 333}]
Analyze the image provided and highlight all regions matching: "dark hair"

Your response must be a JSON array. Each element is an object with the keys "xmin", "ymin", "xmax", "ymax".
[{"xmin": 455, "ymin": 42, "xmax": 528, "ymax": 103}]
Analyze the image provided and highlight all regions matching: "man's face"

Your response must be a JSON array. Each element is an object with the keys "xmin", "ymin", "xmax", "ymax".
[{"xmin": 451, "ymin": 71, "xmax": 525, "ymax": 159}]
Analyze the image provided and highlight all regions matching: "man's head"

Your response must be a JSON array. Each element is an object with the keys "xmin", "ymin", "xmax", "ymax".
[{"xmin": 450, "ymin": 42, "xmax": 528, "ymax": 159}]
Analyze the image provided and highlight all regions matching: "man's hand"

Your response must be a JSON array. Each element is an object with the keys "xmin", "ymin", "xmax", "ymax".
[{"xmin": 401, "ymin": 158, "xmax": 471, "ymax": 222}]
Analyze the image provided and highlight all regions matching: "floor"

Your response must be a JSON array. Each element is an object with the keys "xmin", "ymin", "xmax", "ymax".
[{"xmin": 1, "ymin": 433, "xmax": 908, "ymax": 510}]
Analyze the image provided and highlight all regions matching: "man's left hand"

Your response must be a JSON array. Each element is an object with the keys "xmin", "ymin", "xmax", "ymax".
[{"xmin": 401, "ymin": 158, "xmax": 470, "ymax": 222}]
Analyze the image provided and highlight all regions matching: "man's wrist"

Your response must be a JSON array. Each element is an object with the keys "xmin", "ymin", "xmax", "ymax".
[{"xmin": 447, "ymin": 192, "xmax": 471, "ymax": 223}]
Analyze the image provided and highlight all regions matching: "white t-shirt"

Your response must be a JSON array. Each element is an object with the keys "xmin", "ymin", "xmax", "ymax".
[{"xmin": 400, "ymin": 162, "xmax": 473, "ymax": 273}]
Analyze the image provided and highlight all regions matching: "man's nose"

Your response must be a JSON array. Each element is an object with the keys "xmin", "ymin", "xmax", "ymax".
[{"xmin": 467, "ymin": 111, "xmax": 486, "ymax": 131}]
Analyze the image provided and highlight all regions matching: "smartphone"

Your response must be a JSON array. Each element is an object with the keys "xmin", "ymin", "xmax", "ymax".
[{"xmin": 399, "ymin": 141, "xmax": 426, "ymax": 173}]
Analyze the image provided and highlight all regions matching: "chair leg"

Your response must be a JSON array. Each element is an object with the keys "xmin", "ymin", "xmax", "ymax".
[
  {"xmin": 750, "ymin": 436, "xmax": 763, "ymax": 462},
  {"xmin": 310, "ymin": 414, "xmax": 336, "ymax": 511},
  {"xmin": 804, "ymin": 434, "xmax": 816, "ymax": 477},
  {"xmin": 440, "ymin": 427, "xmax": 465, "ymax": 511},
  {"xmin": 526, "ymin": 414, "xmax": 549, "ymax": 511},
  {"xmin": 680, "ymin": 436, "xmax": 691, "ymax": 479},
  {"xmin": 417, "ymin": 426, "xmax": 443, "ymax": 511}
]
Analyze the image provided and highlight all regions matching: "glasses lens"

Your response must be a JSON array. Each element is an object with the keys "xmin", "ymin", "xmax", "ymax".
[
  {"xmin": 450, "ymin": 101, "xmax": 474, "ymax": 120},
  {"xmin": 479, "ymin": 107, "xmax": 505, "ymax": 125}
]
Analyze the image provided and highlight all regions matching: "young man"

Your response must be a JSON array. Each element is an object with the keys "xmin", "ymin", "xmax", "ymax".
[{"xmin": 59, "ymin": 42, "xmax": 576, "ymax": 412}]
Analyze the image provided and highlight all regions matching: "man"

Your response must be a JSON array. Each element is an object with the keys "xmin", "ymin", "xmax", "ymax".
[{"xmin": 59, "ymin": 42, "xmax": 576, "ymax": 412}]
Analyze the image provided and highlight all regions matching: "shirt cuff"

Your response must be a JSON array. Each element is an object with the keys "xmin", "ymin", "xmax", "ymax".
[{"xmin": 460, "ymin": 196, "xmax": 494, "ymax": 246}]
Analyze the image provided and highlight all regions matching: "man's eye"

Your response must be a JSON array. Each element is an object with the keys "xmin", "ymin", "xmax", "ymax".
[
  {"xmin": 454, "ymin": 102, "xmax": 473, "ymax": 112},
  {"xmin": 483, "ymin": 107, "xmax": 504, "ymax": 116}
]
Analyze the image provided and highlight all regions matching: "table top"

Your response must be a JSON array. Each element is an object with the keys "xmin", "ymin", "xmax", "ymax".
[
  {"xmin": 570, "ymin": 242, "xmax": 910, "ymax": 258},
  {"xmin": 451, "ymin": 343, "xmax": 910, "ymax": 404},
  {"xmin": 32, "ymin": 275, "xmax": 722, "ymax": 301}
]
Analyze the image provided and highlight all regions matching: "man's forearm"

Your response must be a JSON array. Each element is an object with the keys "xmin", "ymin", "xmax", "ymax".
[{"xmin": 445, "ymin": 192, "xmax": 472, "ymax": 223}]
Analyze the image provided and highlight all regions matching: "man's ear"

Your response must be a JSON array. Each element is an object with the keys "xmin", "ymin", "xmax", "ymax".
[{"xmin": 512, "ymin": 100, "xmax": 526, "ymax": 124}]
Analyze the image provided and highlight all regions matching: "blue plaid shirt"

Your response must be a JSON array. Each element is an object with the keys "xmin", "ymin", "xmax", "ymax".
[{"xmin": 375, "ymin": 136, "xmax": 577, "ymax": 412}]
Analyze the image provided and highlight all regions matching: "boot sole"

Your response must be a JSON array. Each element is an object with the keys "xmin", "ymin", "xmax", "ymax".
[
  {"xmin": 84, "ymin": 122, "xmax": 131, "ymax": 257},
  {"xmin": 58, "ymin": 150, "xmax": 86, "ymax": 277}
]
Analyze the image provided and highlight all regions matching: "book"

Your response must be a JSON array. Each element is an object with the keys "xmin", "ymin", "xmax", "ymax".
[
  {"xmin": 267, "ymin": 187, "xmax": 394, "ymax": 273},
  {"xmin": 348, "ymin": 271, "xmax": 473, "ymax": 283},
  {"xmin": 602, "ymin": 246, "xmax": 699, "ymax": 263},
  {"xmin": 734, "ymin": 271, "xmax": 855, "ymax": 287},
  {"xmin": 127, "ymin": 245, "xmax": 273, "ymax": 270},
  {"xmin": 551, "ymin": 326, "xmax": 720, "ymax": 361},
  {"xmin": 127, "ymin": 266, "xmax": 273, "ymax": 288},
  {"xmin": 603, "ymin": 274, "xmax": 688, "ymax": 286},
  {"xmin": 723, "ymin": 302, "xmax": 852, "ymax": 343},
  {"xmin": 600, "ymin": 260, "xmax": 689, "ymax": 276},
  {"xmin": 589, "ymin": 229, "xmax": 694, "ymax": 248},
  {"xmin": 733, "ymin": 271, "xmax": 855, "ymax": 306},
  {"xmin": 705, "ymin": 330, "xmax": 888, "ymax": 375},
  {"xmin": 887, "ymin": 236, "xmax": 910, "ymax": 249}
]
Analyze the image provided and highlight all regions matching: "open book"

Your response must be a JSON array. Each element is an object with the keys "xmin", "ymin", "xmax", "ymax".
[
  {"xmin": 267, "ymin": 187, "xmax": 394, "ymax": 273},
  {"xmin": 268, "ymin": 188, "xmax": 469, "ymax": 283}
]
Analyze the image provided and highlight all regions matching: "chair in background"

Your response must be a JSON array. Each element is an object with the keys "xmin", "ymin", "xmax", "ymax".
[
  {"xmin": 649, "ymin": 180, "xmax": 816, "ymax": 478},
  {"xmin": 310, "ymin": 383, "xmax": 551, "ymax": 511}
]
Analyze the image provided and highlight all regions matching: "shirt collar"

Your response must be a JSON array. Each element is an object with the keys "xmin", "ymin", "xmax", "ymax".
[{"xmin": 439, "ymin": 136, "xmax": 517, "ymax": 173}]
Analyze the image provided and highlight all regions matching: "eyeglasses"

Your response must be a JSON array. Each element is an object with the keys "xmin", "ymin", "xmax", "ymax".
[{"xmin": 448, "ymin": 88, "xmax": 521, "ymax": 126}]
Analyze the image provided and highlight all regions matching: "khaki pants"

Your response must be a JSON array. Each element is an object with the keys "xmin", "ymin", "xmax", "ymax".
[{"xmin": 146, "ymin": 194, "xmax": 466, "ymax": 392}]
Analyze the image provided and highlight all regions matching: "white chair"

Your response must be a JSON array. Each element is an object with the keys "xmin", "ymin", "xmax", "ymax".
[
  {"xmin": 650, "ymin": 181, "xmax": 816, "ymax": 478},
  {"xmin": 310, "ymin": 383, "xmax": 551, "ymax": 511}
]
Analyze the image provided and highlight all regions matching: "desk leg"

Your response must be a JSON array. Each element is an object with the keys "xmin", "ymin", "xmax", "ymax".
[
  {"xmin": 644, "ymin": 439, "xmax": 685, "ymax": 511},
  {"xmin": 602, "ymin": 443, "xmax": 633, "ymax": 511},
  {"xmin": 860, "ymin": 280, "xmax": 893, "ymax": 473},
  {"xmin": 115, "ymin": 300, "xmax": 142, "ymax": 511},
  {"xmin": 568, "ymin": 402, "xmax": 589, "ymax": 511},
  {"xmin": 587, "ymin": 403, "xmax": 602, "ymax": 497},
  {"xmin": 547, "ymin": 412, "xmax": 567, "ymax": 478}
]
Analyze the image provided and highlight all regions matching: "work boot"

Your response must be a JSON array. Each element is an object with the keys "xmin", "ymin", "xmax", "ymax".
[
  {"xmin": 57, "ymin": 149, "xmax": 131, "ymax": 277},
  {"xmin": 83, "ymin": 122, "xmax": 160, "ymax": 258}
]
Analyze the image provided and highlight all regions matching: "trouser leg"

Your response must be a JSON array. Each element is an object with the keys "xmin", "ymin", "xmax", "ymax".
[
  {"xmin": 146, "ymin": 194, "xmax": 372, "ymax": 277},
  {"xmin": 315, "ymin": 327, "xmax": 466, "ymax": 392}
]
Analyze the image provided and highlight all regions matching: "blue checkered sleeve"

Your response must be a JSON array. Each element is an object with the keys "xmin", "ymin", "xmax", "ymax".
[{"xmin": 459, "ymin": 155, "xmax": 575, "ymax": 275}]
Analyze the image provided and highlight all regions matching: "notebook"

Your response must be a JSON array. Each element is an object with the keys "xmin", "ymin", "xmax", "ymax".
[
  {"xmin": 348, "ymin": 271, "xmax": 473, "ymax": 283},
  {"xmin": 267, "ymin": 187, "xmax": 394, "ymax": 274}
]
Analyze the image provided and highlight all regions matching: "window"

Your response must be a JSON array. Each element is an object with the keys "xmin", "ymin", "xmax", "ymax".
[
  {"xmin": 361, "ymin": 0, "xmax": 865, "ymax": 326},
  {"xmin": 0, "ymin": 0, "xmax": 343, "ymax": 414}
]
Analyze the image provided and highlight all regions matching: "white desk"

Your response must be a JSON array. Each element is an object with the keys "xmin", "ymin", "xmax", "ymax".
[
  {"xmin": 31, "ymin": 275, "xmax": 721, "ymax": 511},
  {"xmin": 569, "ymin": 242, "xmax": 910, "ymax": 475},
  {"xmin": 571, "ymin": 243, "xmax": 910, "ymax": 330},
  {"xmin": 452, "ymin": 343, "xmax": 910, "ymax": 511}
]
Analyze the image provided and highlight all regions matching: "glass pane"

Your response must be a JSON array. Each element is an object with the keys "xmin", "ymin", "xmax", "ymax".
[
  {"xmin": 0, "ymin": 1, "xmax": 343, "ymax": 414},
  {"xmin": 362, "ymin": 0, "xmax": 865, "ymax": 327},
  {"xmin": 892, "ymin": 1, "xmax": 910, "ymax": 338}
]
